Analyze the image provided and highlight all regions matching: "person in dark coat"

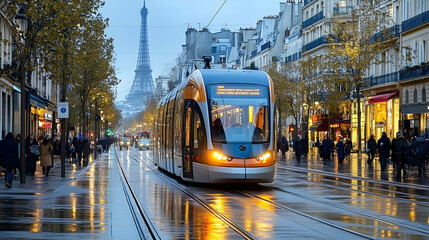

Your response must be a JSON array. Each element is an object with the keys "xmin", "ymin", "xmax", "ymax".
[
  {"xmin": 82, "ymin": 139, "xmax": 89, "ymax": 167},
  {"xmin": 320, "ymin": 135, "xmax": 331, "ymax": 162},
  {"xmin": 303, "ymin": 137, "xmax": 309, "ymax": 159},
  {"xmin": 377, "ymin": 132, "xmax": 391, "ymax": 172},
  {"xmin": 336, "ymin": 137, "xmax": 345, "ymax": 164},
  {"xmin": 277, "ymin": 136, "xmax": 289, "ymax": 160},
  {"xmin": 75, "ymin": 139, "xmax": 84, "ymax": 167},
  {"xmin": 367, "ymin": 135, "xmax": 377, "ymax": 168},
  {"xmin": 413, "ymin": 135, "xmax": 427, "ymax": 177},
  {"xmin": 71, "ymin": 135, "xmax": 78, "ymax": 162},
  {"xmin": 344, "ymin": 138, "xmax": 352, "ymax": 161},
  {"xmin": 25, "ymin": 134, "xmax": 39, "ymax": 176},
  {"xmin": 391, "ymin": 132, "xmax": 407, "ymax": 180},
  {"xmin": 0, "ymin": 132, "xmax": 19, "ymax": 188},
  {"xmin": 293, "ymin": 135, "xmax": 303, "ymax": 163}
]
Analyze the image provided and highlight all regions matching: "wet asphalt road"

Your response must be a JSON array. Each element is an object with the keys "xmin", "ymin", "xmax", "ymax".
[
  {"xmin": 0, "ymin": 147, "xmax": 428, "ymax": 239},
  {"xmin": 118, "ymin": 147, "xmax": 429, "ymax": 239}
]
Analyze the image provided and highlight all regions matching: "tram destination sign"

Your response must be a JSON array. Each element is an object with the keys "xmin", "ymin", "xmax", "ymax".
[{"xmin": 217, "ymin": 85, "xmax": 260, "ymax": 96}]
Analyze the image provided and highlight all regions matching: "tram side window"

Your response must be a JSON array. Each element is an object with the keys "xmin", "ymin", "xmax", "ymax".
[
  {"xmin": 193, "ymin": 110, "xmax": 206, "ymax": 149},
  {"xmin": 185, "ymin": 107, "xmax": 191, "ymax": 147}
]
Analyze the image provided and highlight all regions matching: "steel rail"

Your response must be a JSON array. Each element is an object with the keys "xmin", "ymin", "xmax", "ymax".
[
  {"xmin": 245, "ymin": 185, "xmax": 429, "ymax": 236},
  {"xmin": 127, "ymin": 151, "xmax": 257, "ymax": 240},
  {"xmin": 239, "ymin": 191, "xmax": 376, "ymax": 239},
  {"xmin": 280, "ymin": 169, "xmax": 429, "ymax": 207},
  {"xmin": 280, "ymin": 165, "xmax": 429, "ymax": 191},
  {"xmin": 115, "ymin": 151, "xmax": 161, "ymax": 240}
]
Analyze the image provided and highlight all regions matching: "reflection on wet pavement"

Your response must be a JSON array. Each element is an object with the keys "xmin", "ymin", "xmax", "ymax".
[{"xmin": 0, "ymin": 152, "xmax": 137, "ymax": 239}]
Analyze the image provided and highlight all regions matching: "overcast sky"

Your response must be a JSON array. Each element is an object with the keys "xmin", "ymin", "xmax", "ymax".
[{"xmin": 102, "ymin": 0, "xmax": 281, "ymax": 101}]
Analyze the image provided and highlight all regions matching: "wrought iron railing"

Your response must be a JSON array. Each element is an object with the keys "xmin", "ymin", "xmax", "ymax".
[
  {"xmin": 400, "ymin": 64, "xmax": 429, "ymax": 81},
  {"xmin": 302, "ymin": 11, "xmax": 324, "ymax": 28},
  {"xmin": 402, "ymin": 10, "xmax": 429, "ymax": 33},
  {"xmin": 370, "ymin": 25, "xmax": 400, "ymax": 43},
  {"xmin": 364, "ymin": 72, "xmax": 399, "ymax": 88}
]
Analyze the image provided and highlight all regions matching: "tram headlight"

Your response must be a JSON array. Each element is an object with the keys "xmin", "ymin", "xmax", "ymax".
[
  {"xmin": 213, "ymin": 152, "xmax": 228, "ymax": 161},
  {"xmin": 255, "ymin": 152, "xmax": 271, "ymax": 163}
]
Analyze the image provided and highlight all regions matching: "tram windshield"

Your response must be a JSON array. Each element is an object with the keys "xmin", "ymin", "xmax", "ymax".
[{"xmin": 207, "ymin": 84, "xmax": 269, "ymax": 144}]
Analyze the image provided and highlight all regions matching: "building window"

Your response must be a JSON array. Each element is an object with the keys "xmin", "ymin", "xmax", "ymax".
[
  {"xmin": 220, "ymin": 45, "xmax": 227, "ymax": 53},
  {"xmin": 211, "ymin": 47, "xmax": 217, "ymax": 54},
  {"xmin": 414, "ymin": 88, "xmax": 418, "ymax": 103},
  {"xmin": 406, "ymin": 90, "xmax": 409, "ymax": 104},
  {"xmin": 423, "ymin": 87, "xmax": 427, "ymax": 102},
  {"xmin": 404, "ymin": 0, "xmax": 410, "ymax": 20},
  {"xmin": 419, "ymin": 41, "xmax": 426, "ymax": 64}
]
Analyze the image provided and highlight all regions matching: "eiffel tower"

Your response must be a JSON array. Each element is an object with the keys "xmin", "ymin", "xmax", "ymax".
[{"xmin": 126, "ymin": 0, "xmax": 154, "ymax": 108}]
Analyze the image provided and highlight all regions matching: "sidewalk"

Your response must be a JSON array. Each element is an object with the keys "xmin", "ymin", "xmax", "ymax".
[
  {"xmin": 0, "ymin": 149, "xmax": 139, "ymax": 239},
  {"xmin": 280, "ymin": 150, "xmax": 429, "ymax": 186}
]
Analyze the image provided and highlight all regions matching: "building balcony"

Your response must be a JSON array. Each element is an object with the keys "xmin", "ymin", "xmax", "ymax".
[
  {"xmin": 261, "ymin": 41, "xmax": 271, "ymax": 52},
  {"xmin": 370, "ymin": 25, "xmax": 400, "ymax": 43},
  {"xmin": 333, "ymin": 6, "xmax": 354, "ymax": 15},
  {"xmin": 364, "ymin": 72, "xmax": 399, "ymax": 88},
  {"xmin": 302, "ymin": 11, "xmax": 324, "ymax": 28},
  {"xmin": 303, "ymin": 35, "xmax": 333, "ymax": 53},
  {"xmin": 402, "ymin": 10, "xmax": 429, "ymax": 33},
  {"xmin": 399, "ymin": 63, "xmax": 429, "ymax": 82}
]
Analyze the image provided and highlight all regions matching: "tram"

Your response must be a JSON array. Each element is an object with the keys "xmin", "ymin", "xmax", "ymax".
[{"xmin": 153, "ymin": 69, "xmax": 277, "ymax": 183}]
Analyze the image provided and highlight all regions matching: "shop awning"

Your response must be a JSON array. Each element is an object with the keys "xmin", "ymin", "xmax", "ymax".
[{"xmin": 368, "ymin": 92, "xmax": 398, "ymax": 104}]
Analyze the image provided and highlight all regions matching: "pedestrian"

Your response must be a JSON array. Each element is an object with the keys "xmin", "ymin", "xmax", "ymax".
[
  {"xmin": 321, "ymin": 135, "xmax": 331, "ymax": 162},
  {"xmin": 413, "ymin": 135, "xmax": 427, "ymax": 177},
  {"xmin": 303, "ymin": 137, "xmax": 309, "ymax": 159},
  {"xmin": 40, "ymin": 134, "xmax": 53, "ymax": 177},
  {"xmin": 336, "ymin": 137, "xmax": 345, "ymax": 164},
  {"xmin": 277, "ymin": 136, "xmax": 289, "ymax": 160},
  {"xmin": 25, "ymin": 134, "xmax": 39, "ymax": 176},
  {"xmin": 83, "ymin": 139, "xmax": 89, "ymax": 167},
  {"xmin": 75, "ymin": 138, "xmax": 83, "ymax": 167},
  {"xmin": 377, "ymin": 132, "xmax": 391, "ymax": 172},
  {"xmin": 391, "ymin": 132, "xmax": 407, "ymax": 180},
  {"xmin": 367, "ymin": 135, "xmax": 377, "ymax": 168},
  {"xmin": 310, "ymin": 139, "xmax": 315, "ymax": 154},
  {"xmin": 294, "ymin": 135, "xmax": 303, "ymax": 163},
  {"xmin": 14, "ymin": 134, "xmax": 21, "ymax": 178},
  {"xmin": 329, "ymin": 138, "xmax": 335, "ymax": 159},
  {"xmin": 0, "ymin": 132, "xmax": 19, "ymax": 188},
  {"xmin": 344, "ymin": 138, "xmax": 352, "ymax": 161},
  {"xmin": 71, "ymin": 135, "xmax": 78, "ymax": 163}
]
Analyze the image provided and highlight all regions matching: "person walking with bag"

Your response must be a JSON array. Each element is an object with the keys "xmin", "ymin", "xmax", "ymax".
[
  {"xmin": 377, "ymin": 132, "xmax": 391, "ymax": 172},
  {"xmin": 40, "ymin": 135, "xmax": 53, "ymax": 177},
  {"xmin": 277, "ymin": 136, "xmax": 289, "ymax": 160},
  {"xmin": 0, "ymin": 132, "xmax": 19, "ymax": 188},
  {"xmin": 25, "ymin": 134, "xmax": 39, "ymax": 176},
  {"xmin": 367, "ymin": 135, "xmax": 377, "ymax": 168},
  {"xmin": 391, "ymin": 132, "xmax": 407, "ymax": 180}
]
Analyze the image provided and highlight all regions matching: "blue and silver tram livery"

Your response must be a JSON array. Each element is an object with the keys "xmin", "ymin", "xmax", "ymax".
[{"xmin": 153, "ymin": 69, "xmax": 276, "ymax": 183}]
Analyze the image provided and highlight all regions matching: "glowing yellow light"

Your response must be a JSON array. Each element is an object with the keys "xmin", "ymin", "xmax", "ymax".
[{"xmin": 249, "ymin": 106, "xmax": 254, "ymax": 123}]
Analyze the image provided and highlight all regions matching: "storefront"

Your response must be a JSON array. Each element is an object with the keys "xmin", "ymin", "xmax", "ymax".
[{"xmin": 365, "ymin": 92, "xmax": 400, "ymax": 141}]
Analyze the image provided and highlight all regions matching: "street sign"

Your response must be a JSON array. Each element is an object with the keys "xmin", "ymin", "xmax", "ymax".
[{"xmin": 58, "ymin": 102, "xmax": 69, "ymax": 118}]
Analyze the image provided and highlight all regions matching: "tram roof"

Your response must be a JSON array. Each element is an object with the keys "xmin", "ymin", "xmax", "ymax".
[{"xmin": 196, "ymin": 69, "xmax": 270, "ymax": 85}]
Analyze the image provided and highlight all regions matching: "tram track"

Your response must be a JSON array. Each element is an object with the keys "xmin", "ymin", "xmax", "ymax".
[
  {"xmin": 127, "ymin": 150, "xmax": 377, "ymax": 239},
  {"xmin": 277, "ymin": 165, "xmax": 429, "ymax": 206},
  {"xmin": 279, "ymin": 164, "xmax": 429, "ymax": 191},
  {"xmin": 236, "ymin": 187, "xmax": 429, "ymax": 236},
  {"xmin": 126, "ymin": 150, "xmax": 257, "ymax": 240},
  {"xmin": 125, "ymin": 149, "xmax": 429, "ymax": 238},
  {"xmin": 115, "ymin": 151, "xmax": 161, "ymax": 240}
]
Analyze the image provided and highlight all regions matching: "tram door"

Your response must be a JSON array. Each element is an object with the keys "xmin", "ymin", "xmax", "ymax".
[{"xmin": 183, "ymin": 101, "xmax": 194, "ymax": 178}]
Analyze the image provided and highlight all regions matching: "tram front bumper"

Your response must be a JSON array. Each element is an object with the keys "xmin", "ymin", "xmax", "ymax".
[{"xmin": 193, "ymin": 163, "xmax": 276, "ymax": 183}]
